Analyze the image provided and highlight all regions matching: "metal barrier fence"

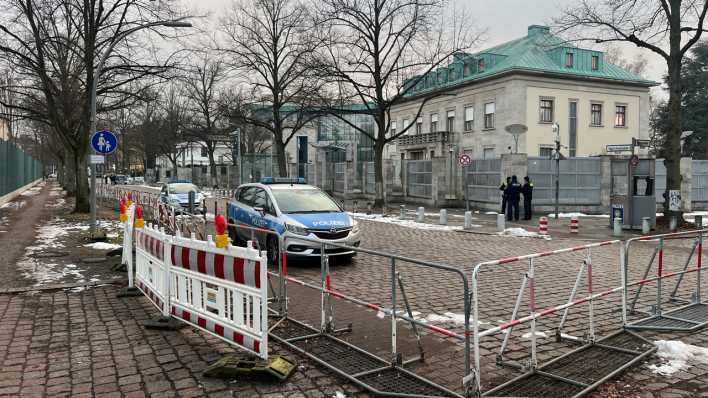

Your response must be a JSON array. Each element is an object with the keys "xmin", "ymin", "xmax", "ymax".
[
  {"xmin": 0, "ymin": 140, "xmax": 42, "ymax": 197},
  {"xmin": 527, "ymin": 157, "xmax": 602, "ymax": 205},
  {"xmin": 693, "ymin": 160, "xmax": 708, "ymax": 203},
  {"xmin": 131, "ymin": 219, "xmax": 269, "ymax": 359},
  {"xmin": 623, "ymin": 229, "xmax": 708, "ymax": 332},
  {"xmin": 469, "ymin": 240, "xmax": 633, "ymax": 395},
  {"xmin": 334, "ymin": 162, "xmax": 345, "ymax": 193},
  {"xmin": 406, "ymin": 160, "xmax": 433, "ymax": 198},
  {"xmin": 466, "ymin": 158, "xmax": 502, "ymax": 203}
]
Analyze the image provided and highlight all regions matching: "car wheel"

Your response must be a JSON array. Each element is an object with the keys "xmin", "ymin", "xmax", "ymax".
[
  {"xmin": 266, "ymin": 235, "xmax": 279, "ymax": 266},
  {"xmin": 228, "ymin": 224, "xmax": 245, "ymax": 247}
]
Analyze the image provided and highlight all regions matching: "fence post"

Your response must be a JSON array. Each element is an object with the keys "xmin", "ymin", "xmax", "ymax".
[
  {"xmin": 391, "ymin": 257, "xmax": 399, "ymax": 365},
  {"xmin": 464, "ymin": 211, "xmax": 473, "ymax": 230},
  {"xmin": 416, "ymin": 207, "xmax": 424, "ymax": 223},
  {"xmin": 439, "ymin": 209, "xmax": 447, "ymax": 225}
]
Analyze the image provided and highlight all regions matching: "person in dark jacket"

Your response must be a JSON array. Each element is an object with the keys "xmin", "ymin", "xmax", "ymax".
[
  {"xmin": 506, "ymin": 175, "xmax": 522, "ymax": 221},
  {"xmin": 499, "ymin": 177, "xmax": 511, "ymax": 214},
  {"xmin": 522, "ymin": 176, "xmax": 534, "ymax": 220}
]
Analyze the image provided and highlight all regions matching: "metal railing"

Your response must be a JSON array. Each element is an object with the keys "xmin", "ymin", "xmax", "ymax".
[{"xmin": 396, "ymin": 131, "xmax": 454, "ymax": 146}]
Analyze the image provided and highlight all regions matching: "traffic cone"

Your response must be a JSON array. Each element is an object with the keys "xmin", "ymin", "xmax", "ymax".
[
  {"xmin": 134, "ymin": 206, "xmax": 145, "ymax": 229},
  {"xmin": 215, "ymin": 214, "xmax": 228, "ymax": 248}
]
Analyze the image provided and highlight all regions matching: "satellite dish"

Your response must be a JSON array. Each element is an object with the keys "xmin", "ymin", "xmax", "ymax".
[{"xmin": 504, "ymin": 124, "xmax": 528, "ymax": 154}]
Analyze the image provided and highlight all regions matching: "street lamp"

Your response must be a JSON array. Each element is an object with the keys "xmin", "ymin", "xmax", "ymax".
[
  {"xmin": 89, "ymin": 19, "xmax": 192, "ymax": 237},
  {"xmin": 552, "ymin": 122, "xmax": 561, "ymax": 220}
]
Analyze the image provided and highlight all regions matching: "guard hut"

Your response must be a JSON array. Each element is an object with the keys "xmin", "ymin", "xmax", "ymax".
[{"xmin": 609, "ymin": 140, "xmax": 655, "ymax": 230}]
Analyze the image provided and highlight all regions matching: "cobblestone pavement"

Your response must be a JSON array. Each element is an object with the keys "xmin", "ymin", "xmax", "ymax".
[{"xmin": 2, "ymin": 183, "xmax": 708, "ymax": 397}]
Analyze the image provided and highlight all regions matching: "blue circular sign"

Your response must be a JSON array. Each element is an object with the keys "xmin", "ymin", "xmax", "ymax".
[{"xmin": 91, "ymin": 130, "xmax": 117, "ymax": 154}]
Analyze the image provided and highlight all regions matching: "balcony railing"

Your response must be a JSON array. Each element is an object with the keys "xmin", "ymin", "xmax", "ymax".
[{"xmin": 396, "ymin": 131, "xmax": 454, "ymax": 147}]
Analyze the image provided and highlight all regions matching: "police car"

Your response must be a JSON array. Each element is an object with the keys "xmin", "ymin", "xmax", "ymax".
[
  {"xmin": 159, "ymin": 180, "xmax": 205, "ymax": 214},
  {"xmin": 227, "ymin": 177, "xmax": 361, "ymax": 264}
]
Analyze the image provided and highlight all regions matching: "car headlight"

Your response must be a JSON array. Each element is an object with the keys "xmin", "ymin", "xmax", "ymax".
[{"xmin": 286, "ymin": 223, "xmax": 309, "ymax": 236}]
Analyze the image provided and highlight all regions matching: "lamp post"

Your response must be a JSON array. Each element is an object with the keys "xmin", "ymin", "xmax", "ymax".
[
  {"xmin": 552, "ymin": 122, "xmax": 560, "ymax": 220},
  {"xmin": 89, "ymin": 19, "xmax": 192, "ymax": 237}
]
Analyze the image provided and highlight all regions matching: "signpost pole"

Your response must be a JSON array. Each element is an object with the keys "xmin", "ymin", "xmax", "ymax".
[{"xmin": 552, "ymin": 122, "xmax": 560, "ymax": 220}]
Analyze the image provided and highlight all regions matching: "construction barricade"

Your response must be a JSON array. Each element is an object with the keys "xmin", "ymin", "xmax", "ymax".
[
  {"xmin": 126, "ymin": 213, "xmax": 270, "ymax": 360},
  {"xmin": 468, "ymin": 240, "xmax": 655, "ymax": 397},
  {"xmin": 623, "ymin": 229, "xmax": 708, "ymax": 332}
]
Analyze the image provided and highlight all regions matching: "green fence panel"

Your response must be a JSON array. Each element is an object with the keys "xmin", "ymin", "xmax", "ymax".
[{"xmin": 0, "ymin": 140, "xmax": 43, "ymax": 197}]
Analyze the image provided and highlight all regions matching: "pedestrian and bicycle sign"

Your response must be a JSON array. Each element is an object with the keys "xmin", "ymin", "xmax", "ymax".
[{"xmin": 91, "ymin": 130, "xmax": 117, "ymax": 154}]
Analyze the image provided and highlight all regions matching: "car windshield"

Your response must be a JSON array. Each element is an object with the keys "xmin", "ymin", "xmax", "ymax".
[
  {"xmin": 271, "ymin": 189, "xmax": 341, "ymax": 213},
  {"xmin": 169, "ymin": 183, "xmax": 198, "ymax": 194}
]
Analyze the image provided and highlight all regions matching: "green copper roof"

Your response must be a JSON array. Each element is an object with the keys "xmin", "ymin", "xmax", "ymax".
[{"xmin": 404, "ymin": 25, "xmax": 657, "ymax": 96}]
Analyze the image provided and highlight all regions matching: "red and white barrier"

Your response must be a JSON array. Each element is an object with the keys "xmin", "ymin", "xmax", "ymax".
[
  {"xmin": 131, "ymin": 221, "xmax": 269, "ymax": 360},
  {"xmin": 538, "ymin": 216, "xmax": 548, "ymax": 235},
  {"xmin": 570, "ymin": 216, "xmax": 579, "ymax": 233}
]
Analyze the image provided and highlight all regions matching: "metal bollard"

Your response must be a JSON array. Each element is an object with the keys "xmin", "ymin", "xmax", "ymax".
[
  {"xmin": 642, "ymin": 217, "xmax": 651, "ymax": 234},
  {"xmin": 613, "ymin": 217, "xmax": 622, "ymax": 237},
  {"xmin": 416, "ymin": 207, "xmax": 425, "ymax": 223},
  {"xmin": 696, "ymin": 215, "xmax": 703, "ymax": 228},
  {"xmin": 497, "ymin": 213, "xmax": 505, "ymax": 232},
  {"xmin": 464, "ymin": 211, "xmax": 473, "ymax": 230},
  {"xmin": 670, "ymin": 216, "xmax": 678, "ymax": 231},
  {"xmin": 399, "ymin": 205, "xmax": 405, "ymax": 219},
  {"xmin": 439, "ymin": 209, "xmax": 447, "ymax": 225}
]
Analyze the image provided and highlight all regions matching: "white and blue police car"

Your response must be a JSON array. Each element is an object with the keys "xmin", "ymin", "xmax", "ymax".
[
  {"xmin": 159, "ymin": 180, "xmax": 206, "ymax": 214},
  {"xmin": 227, "ymin": 177, "xmax": 361, "ymax": 264}
]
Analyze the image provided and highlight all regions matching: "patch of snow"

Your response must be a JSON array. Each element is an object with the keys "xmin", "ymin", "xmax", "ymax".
[
  {"xmin": 684, "ymin": 211, "xmax": 708, "ymax": 226},
  {"xmin": 20, "ymin": 187, "xmax": 41, "ymax": 197},
  {"xmin": 1, "ymin": 200, "xmax": 25, "ymax": 209},
  {"xmin": 547, "ymin": 212, "xmax": 609, "ymax": 218},
  {"xmin": 376, "ymin": 311, "xmax": 386, "ymax": 319},
  {"xmin": 17, "ymin": 259, "xmax": 85, "ymax": 286},
  {"xmin": 84, "ymin": 242, "xmax": 122, "ymax": 250},
  {"xmin": 522, "ymin": 331, "xmax": 548, "ymax": 339},
  {"xmin": 424, "ymin": 312, "xmax": 488, "ymax": 326},
  {"xmin": 45, "ymin": 198, "xmax": 66, "ymax": 208},
  {"xmin": 334, "ymin": 392, "xmax": 346, "ymax": 398},
  {"xmin": 648, "ymin": 340, "xmax": 708, "ymax": 376},
  {"xmin": 497, "ymin": 228, "xmax": 551, "ymax": 240},
  {"xmin": 349, "ymin": 212, "xmax": 467, "ymax": 232},
  {"xmin": 484, "ymin": 211, "xmax": 499, "ymax": 215}
]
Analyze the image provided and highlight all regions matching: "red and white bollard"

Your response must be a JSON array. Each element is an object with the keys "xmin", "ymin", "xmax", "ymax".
[
  {"xmin": 570, "ymin": 216, "xmax": 579, "ymax": 234},
  {"xmin": 539, "ymin": 217, "xmax": 548, "ymax": 235}
]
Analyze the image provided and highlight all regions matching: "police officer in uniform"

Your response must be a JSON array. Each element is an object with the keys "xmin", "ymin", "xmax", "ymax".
[
  {"xmin": 522, "ymin": 176, "xmax": 534, "ymax": 220},
  {"xmin": 506, "ymin": 175, "xmax": 522, "ymax": 221},
  {"xmin": 499, "ymin": 177, "xmax": 511, "ymax": 215}
]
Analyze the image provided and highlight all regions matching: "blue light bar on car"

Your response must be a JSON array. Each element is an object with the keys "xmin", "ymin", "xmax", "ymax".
[{"xmin": 260, "ymin": 177, "xmax": 305, "ymax": 184}]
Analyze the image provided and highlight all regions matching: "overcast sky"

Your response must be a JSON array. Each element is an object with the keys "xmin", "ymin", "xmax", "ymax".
[{"xmin": 185, "ymin": 0, "xmax": 668, "ymax": 98}]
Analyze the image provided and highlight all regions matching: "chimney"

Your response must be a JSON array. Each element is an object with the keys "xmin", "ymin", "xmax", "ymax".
[{"xmin": 528, "ymin": 25, "xmax": 550, "ymax": 37}]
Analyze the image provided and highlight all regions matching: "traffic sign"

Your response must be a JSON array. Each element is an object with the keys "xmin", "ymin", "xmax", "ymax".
[
  {"xmin": 606, "ymin": 144, "xmax": 632, "ymax": 153},
  {"xmin": 458, "ymin": 153, "xmax": 472, "ymax": 166},
  {"xmin": 90, "ymin": 155, "xmax": 104, "ymax": 164},
  {"xmin": 91, "ymin": 130, "xmax": 117, "ymax": 154}
]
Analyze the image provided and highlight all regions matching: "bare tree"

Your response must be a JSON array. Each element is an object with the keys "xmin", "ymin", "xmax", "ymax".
[
  {"xmin": 0, "ymin": 0, "xmax": 188, "ymax": 211},
  {"xmin": 604, "ymin": 45, "xmax": 650, "ymax": 77},
  {"xmin": 153, "ymin": 83, "xmax": 189, "ymax": 177},
  {"xmin": 316, "ymin": 0, "xmax": 479, "ymax": 206},
  {"xmin": 219, "ymin": 0, "xmax": 324, "ymax": 177},
  {"xmin": 182, "ymin": 54, "xmax": 229, "ymax": 187},
  {"xmin": 556, "ymin": 0, "xmax": 708, "ymax": 217}
]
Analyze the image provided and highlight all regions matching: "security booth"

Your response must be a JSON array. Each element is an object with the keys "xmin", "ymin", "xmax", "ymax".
[{"xmin": 610, "ymin": 155, "xmax": 656, "ymax": 229}]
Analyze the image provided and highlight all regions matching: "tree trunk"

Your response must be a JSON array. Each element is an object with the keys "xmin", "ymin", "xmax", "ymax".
[
  {"xmin": 64, "ymin": 148, "xmax": 76, "ymax": 196},
  {"xmin": 208, "ymin": 150, "xmax": 218, "ymax": 188},
  {"xmin": 275, "ymin": 137, "xmax": 287, "ymax": 177},
  {"xmin": 663, "ymin": 11, "xmax": 684, "ymax": 218},
  {"xmin": 74, "ymin": 149, "xmax": 90, "ymax": 213},
  {"xmin": 373, "ymin": 138, "xmax": 386, "ymax": 208}
]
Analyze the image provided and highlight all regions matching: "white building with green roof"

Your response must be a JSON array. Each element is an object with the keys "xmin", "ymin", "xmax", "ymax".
[{"xmin": 388, "ymin": 25, "xmax": 657, "ymax": 160}]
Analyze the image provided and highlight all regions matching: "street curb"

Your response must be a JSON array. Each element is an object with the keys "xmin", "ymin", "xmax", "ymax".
[{"xmin": 0, "ymin": 279, "xmax": 123, "ymax": 295}]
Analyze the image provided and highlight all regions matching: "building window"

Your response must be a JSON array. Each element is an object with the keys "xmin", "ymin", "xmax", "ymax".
[
  {"xmin": 591, "ymin": 55, "xmax": 599, "ymax": 71},
  {"xmin": 591, "ymin": 103, "xmax": 602, "ymax": 126},
  {"xmin": 415, "ymin": 117, "xmax": 422, "ymax": 134},
  {"xmin": 484, "ymin": 102, "xmax": 495, "ymax": 129},
  {"xmin": 478, "ymin": 59, "xmax": 485, "ymax": 72},
  {"xmin": 430, "ymin": 113, "xmax": 438, "ymax": 132},
  {"xmin": 539, "ymin": 99, "xmax": 553, "ymax": 123},
  {"xmin": 200, "ymin": 147, "xmax": 207, "ymax": 157},
  {"xmin": 615, "ymin": 105, "xmax": 627, "ymax": 127},
  {"xmin": 483, "ymin": 146, "xmax": 495, "ymax": 159},
  {"xmin": 569, "ymin": 101, "xmax": 578, "ymax": 157},
  {"xmin": 565, "ymin": 52, "xmax": 574, "ymax": 68},
  {"xmin": 402, "ymin": 119, "xmax": 410, "ymax": 135},
  {"xmin": 539, "ymin": 146, "xmax": 554, "ymax": 158},
  {"xmin": 446, "ymin": 110, "xmax": 455, "ymax": 132},
  {"xmin": 464, "ymin": 106, "xmax": 474, "ymax": 131},
  {"xmin": 221, "ymin": 166, "xmax": 227, "ymax": 175},
  {"xmin": 390, "ymin": 121, "xmax": 396, "ymax": 136},
  {"xmin": 201, "ymin": 166, "xmax": 208, "ymax": 174}
]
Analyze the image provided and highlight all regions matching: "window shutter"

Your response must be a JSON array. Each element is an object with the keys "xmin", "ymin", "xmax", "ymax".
[{"xmin": 485, "ymin": 102, "xmax": 495, "ymax": 114}]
